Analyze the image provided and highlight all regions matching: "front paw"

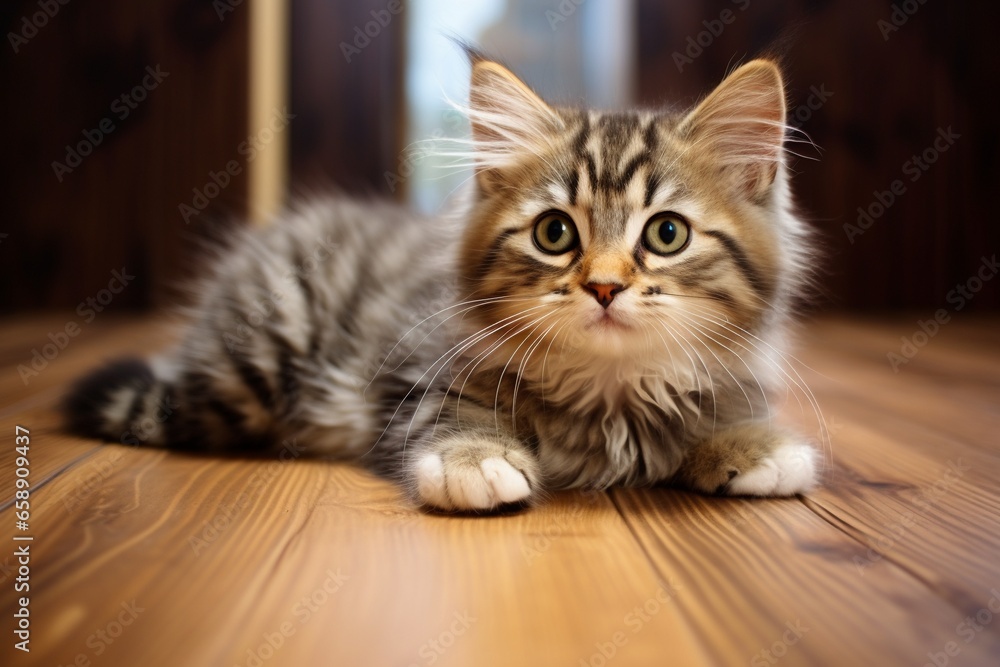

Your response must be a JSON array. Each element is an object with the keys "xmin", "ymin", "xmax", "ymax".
[
  {"xmin": 414, "ymin": 448, "xmax": 534, "ymax": 512},
  {"xmin": 726, "ymin": 441, "xmax": 818, "ymax": 497}
]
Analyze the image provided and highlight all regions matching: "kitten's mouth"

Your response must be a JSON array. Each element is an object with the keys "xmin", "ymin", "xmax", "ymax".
[{"xmin": 590, "ymin": 311, "xmax": 631, "ymax": 332}]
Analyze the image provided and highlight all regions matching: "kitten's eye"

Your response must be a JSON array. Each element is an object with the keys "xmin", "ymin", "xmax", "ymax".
[
  {"xmin": 532, "ymin": 211, "xmax": 579, "ymax": 255},
  {"xmin": 643, "ymin": 212, "xmax": 691, "ymax": 256}
]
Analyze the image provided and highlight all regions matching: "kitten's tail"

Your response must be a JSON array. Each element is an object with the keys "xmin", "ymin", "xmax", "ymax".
[{"xmin": 62, "ymin": 357, "xmax": 174, "ymax": 448}]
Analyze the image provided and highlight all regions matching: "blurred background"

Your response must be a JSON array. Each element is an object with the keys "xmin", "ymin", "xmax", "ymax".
[{"xmin": 2, "ymin": 0, "xmax": 998, "ymax": 314}]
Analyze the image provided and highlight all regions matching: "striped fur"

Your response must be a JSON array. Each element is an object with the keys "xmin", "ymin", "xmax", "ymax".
[{"xmin": 64, "ymin": 56, "xmax": 821, "ymax": 511}]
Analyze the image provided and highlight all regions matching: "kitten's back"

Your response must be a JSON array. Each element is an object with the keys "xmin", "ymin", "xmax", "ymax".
[{"xmin": 63, "ymin": 195, "xmax": 456, "ymax": 457}]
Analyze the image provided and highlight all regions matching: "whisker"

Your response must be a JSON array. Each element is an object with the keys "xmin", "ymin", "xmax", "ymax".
[
  {"xmin": 657, "ymin": 319, "xmax": 717, "ymax": 433},
  {"xmin": 680, "ymin": 304, "xmax": 832, "ymax": 461},
  {"xmin": 428, "ymin": 307, "xmax": 552, "ymax": 439},
  {"xmin": 671, "ymin": 310, "xmax": 771, "ymax": 426},
  {"xmin": 665, "ymin": 314, "xmax": 756, "ymax": 421},
  {"xmin": 645, "ymin": 316, "xmax": 704, "ymax": 422},
  {"xmin": 364, "ymin": 294, "xmax": 536, "ymax": 396},
  {"xmin": 510, "ymin": 315, "xmax": 562, "ymax": 433},
  {"xmin": 367, "ymin": 304, "xmax": 549, "ymax": 455}
]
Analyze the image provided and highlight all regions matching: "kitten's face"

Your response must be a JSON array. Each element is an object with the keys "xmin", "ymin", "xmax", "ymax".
[{"xmin": 459, "ymin": 59, "xmax": 794, "ymax": 361}]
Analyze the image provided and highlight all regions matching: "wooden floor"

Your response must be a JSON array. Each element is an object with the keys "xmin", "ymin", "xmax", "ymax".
[{"xmin": 1, "ymin": 313, "xmax": 999, "ymax": 666}]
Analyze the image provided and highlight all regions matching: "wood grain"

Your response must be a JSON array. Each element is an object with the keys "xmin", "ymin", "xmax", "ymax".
[
  {"xmin": 1, "ymin": 314, "xmax": 998, "ymax": 666},
  {"xmin": 635, "ymin": 0, "xmax": 1000, "ymax": 311},
  {"xmin": 1, "ymin": 0, "xmax": 255, "ymax": 311}
]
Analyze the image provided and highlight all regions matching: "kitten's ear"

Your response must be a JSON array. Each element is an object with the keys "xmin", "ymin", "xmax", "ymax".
[
  {"xmin": 467, "ymin": 57, "xmax": 563, "ymax": 186},
  {"xmin": 679, "ymin": 59, "xmax": 787, "ymax": 199}
]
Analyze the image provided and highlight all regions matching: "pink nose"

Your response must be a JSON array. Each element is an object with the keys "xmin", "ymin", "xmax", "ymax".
[{"xmin": 584, "ymin": 283, "xmax": 626, "ymax": 308}]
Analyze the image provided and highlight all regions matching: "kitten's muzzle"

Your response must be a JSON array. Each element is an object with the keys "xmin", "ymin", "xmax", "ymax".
[{"xmin": 584, "ymin": 283, "xmax": 626, "ymax": 309}]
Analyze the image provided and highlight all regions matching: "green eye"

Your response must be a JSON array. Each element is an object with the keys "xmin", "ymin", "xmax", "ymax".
[
  {"xmin": 643, "ymin": 212, "xmax": 691, "ymax": 255},
  {"xmin": 532, "ymin": 211, "xmax": 578, "ymax": 255}
]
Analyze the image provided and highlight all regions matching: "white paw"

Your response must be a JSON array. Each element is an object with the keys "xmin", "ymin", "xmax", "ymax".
[
  {"xmin": 415, "ymin": 452, "xmax": 450, "ymax": 509},
  {"xmin": 414, "ymin": 452, "xmax": 531, "ymax": 511},
  {"xmin": 727, "ymin": 442, "xmax": 818, "ymax": 497},
  {"xmin": 480, "ymin": 457, "xmax": 532, "ymax": 503}
]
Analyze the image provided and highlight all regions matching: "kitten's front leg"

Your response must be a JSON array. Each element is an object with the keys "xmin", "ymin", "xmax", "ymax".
[
  {"xmin": 674, "ymin": 423, "xmax": 819, "ymax": 497},
  {"xmin": 409, "ymin": 427, "xmax": 541, "ymax": 512}
]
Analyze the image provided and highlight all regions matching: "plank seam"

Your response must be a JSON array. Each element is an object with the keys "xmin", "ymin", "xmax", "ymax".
[
  {"xmin": 0, "ymin": 444, "xmax": 104, "ymax": 510},
  {"xmin": 606, "ymin": 489, "xmax": 722, "ymax": 666}
]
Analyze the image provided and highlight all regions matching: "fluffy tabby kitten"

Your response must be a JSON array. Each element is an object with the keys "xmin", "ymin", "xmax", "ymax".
[{"xmin": 64, "ymin": 53, "xmax": 820, "ymax": 511}]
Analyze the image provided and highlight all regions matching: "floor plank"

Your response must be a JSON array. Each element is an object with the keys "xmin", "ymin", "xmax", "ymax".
[
  {"xmin": 612, "ymin": 488, "xmax": 1000, "ymax": 667},
  {"xmin": 10, "ymin": 449, "xmax": 712, "ymax": 667},
  {"xmin": 0, "ymin": 314, "xmax": 179, "ymax": 412},
  {"xmin": 0, "ymin": 313, "xmax": 998, "ymax": 666},
  {"xmin": 0, "ymin": 409, "xmax": 102, "ymax": 512}
]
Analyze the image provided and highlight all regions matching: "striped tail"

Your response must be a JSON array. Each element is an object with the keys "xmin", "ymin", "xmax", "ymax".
[{"xmin": 62, "ymin": 357, "xmax": 174, "ymax": 447}]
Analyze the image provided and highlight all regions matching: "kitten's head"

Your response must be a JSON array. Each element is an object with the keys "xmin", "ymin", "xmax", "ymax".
[{"xmin": 457, "ymin": 54, "xmax": 809, "ymax": 362}]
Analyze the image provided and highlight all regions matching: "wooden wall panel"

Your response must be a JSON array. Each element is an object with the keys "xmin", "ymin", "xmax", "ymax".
[
  {"xmin": 5, "ymin": 1, "xmax": 995, "ymax": 312},
  {"xmin": 0, "ymin": 0, "xmax": 254, "ymax": 310},
  {"xmin": 635, "ymin": 0, "xmax": 1000, "ymax": 311},
  {"xmin": 288, "ymin": 0, "xmax": 406, "ymax": 195}
]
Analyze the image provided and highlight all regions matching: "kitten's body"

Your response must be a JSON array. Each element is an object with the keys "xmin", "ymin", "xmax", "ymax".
[{"xmin": 65, "ymin": 55, "xmax": 820, "ymax": 511}]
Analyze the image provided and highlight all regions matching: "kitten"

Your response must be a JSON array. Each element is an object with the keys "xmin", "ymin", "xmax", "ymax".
[{"xmin": 64, "ymin": 52, "xmax": 820, "ymax": 512}]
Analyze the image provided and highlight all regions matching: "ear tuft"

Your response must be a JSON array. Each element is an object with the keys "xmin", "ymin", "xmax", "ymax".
[
  {"xmin": 467, "ymin": 59, "xmax": 563, "ymax": 176},
  {"xmin": 679, "ymin": 59, "xmax": 787, "ymax": 198}
]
